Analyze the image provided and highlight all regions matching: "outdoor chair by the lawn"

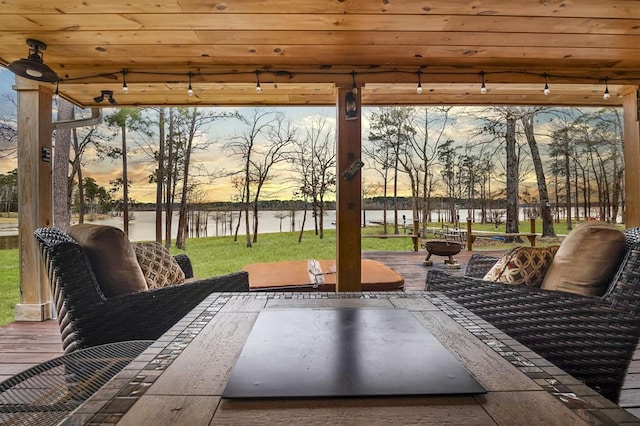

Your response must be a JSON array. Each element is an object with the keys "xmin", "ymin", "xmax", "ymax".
[
  {"xmin": 426, "ymin": 224, "xmax": 640, "ymax": 403},
  {"xmin": 34, "ymin": 226, "xmax": 249, "ymax": 354}
]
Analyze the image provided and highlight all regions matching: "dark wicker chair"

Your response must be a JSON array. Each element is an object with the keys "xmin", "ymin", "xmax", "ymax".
[
  {"xmin": 425, "ymin": 227, "xmax": 640, "ymax": 403},
  {"xmin": 34, "ymin": 227, "xmax": 249, "ymax": 354}
]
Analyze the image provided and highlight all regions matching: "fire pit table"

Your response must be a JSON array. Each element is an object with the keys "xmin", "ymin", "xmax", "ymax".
[{"xmin": 423, "ymin": 240, "xmax": 463, "ymax": 268}]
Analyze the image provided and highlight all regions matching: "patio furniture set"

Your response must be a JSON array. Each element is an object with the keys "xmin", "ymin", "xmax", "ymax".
[{"xmin": 2, "ymin": 221, "xmax": 640, "ymax": 423}]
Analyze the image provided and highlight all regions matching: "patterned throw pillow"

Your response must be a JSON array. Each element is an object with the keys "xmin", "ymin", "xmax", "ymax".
[
  {"xmin": 133, "ymin": 242, "xmax": 186, "ymax": 289},
  {"xmin": 483, "ymin": 246, "xmax": 560, "ymax": 288}
]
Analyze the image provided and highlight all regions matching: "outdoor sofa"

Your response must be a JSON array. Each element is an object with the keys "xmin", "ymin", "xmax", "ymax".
[
  {"xmin": 34, "ymin": 225, "xmax": 249, "ymax": 354},
  {"xmin": 426, "ymin": 222, "xmax": 640, "ymax": 402}
]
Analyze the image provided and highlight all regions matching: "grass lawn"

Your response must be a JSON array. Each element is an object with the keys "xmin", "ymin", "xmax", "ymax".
[
  {"xmin": 0, "ymin": 248, "xmax": 19, "ymax": 326},
  {"xmin": 0, "ymin": 220, "xmax": 615, "ymax": 326}
]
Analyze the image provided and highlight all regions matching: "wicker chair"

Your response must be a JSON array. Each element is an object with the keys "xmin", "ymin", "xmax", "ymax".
[
  {"xmin": 425, "ymin": 228, "xmax": 640, "ymax": 403},
  {"xmin": 34, "ymin": 227, "xmax": 249, "ymax": 354}
]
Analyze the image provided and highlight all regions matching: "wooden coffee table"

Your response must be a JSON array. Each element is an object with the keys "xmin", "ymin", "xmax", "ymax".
[{"xmin": 242, "ymin": 259, "xmax": 405, "ymax": 291}]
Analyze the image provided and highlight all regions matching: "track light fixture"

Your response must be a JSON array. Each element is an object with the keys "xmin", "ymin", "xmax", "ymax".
[
  {"xmin": 603, "ymin": 77, "xmax": 611, "ymax": 100},
  {"xmin": 416, "ymin": 70, "xmax": 423, "ymax": 94},
  {"xmin": 255, "ymin": 70, "xmax": 262, "ymax": 93},
  {"xmin": 187, "ymin": 72, "xmax": 193, "ymax": 96},
  {"xmin": 543, "ymin": 73, "xmax": 550, "ymax": 96},
  {"xmin": 7, "ymin": 39, "xmax": 59, "ymax": 83},
  {"xmin": 93, "ymin": 90, "xmax": 116, "ymax": 105},
  {"xmin": 480, "ymin": 71, "xmax": 487, "ymax": 94},
  {"xmin": 122, "ymin": 69, "xmax": 128, "ymax": 94}
]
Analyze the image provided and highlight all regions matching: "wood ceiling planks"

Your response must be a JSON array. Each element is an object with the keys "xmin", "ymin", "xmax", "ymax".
[
  {"xmin": 2, "ymin": 0, "xmax": 638, "ymax": 18},
  {"xmin": 0, "ymin": 0, "xmax": 638, "ymax": 106}
]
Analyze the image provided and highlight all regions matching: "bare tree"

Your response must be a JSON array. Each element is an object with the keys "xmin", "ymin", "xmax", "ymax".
[
  {"xmin": 519, "ymin": 107, "xmax": 555, "ymax": 236},
  {"xmin": 69, "ymin": 125, "xmax": 101, "ymax": 223},
  {"xmin": 156, "ymin": 107, "xmax": 165, "ymax": 243},
  {"xmin": 504, "ymin": 112, "xmax": 520, "ymax": 235},
  {"xmin": 405, "ymin": 106, "xmax": 454, "ymax": 233},
  {"xmin": 106, "ymin": 108, "xmax": 150, "ymax": 235},
  {"xmin": 289, "ymin": 115, "xmax": 336, "ymax": 240},
  {"xmin": 367, "ymin": 107, "xmax": 412, "ymax": 234},
  {"xmin": 53, "ymin": 99, "xmax": 74, "ymax": 230},
  {"xmin": 0, "ymin": 94, "xmax": 17, "ymax": 160},
  {"xmin": 225, "ymin": 109, "xmax": 281, "ymax": 247},
  {"xmin": 248, "ymin": 113, "xmax": 296, "ymax": 242}
]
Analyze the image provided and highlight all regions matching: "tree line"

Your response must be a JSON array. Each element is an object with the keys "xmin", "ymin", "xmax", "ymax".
[{"xmin": 0, "ymin": 99, "xmax": 623, "ymax": 246}]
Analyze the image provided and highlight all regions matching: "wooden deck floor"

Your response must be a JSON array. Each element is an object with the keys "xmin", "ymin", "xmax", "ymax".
[
  {"xmin": 0, "ymin": 249, "xmax": 501, "ymax": 383},
  {"xmin": 3, "ymin": 248, "xmax": 640, "ymax": 415}
]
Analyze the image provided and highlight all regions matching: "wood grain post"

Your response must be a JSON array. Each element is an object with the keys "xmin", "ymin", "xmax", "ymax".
[
  {"xmin": 335, "ymin": 86, "xmax": 362, "ymax": 292},
  {"xmin": 14, "ymin": 77, "xmax": 53, "ymax": 321},
  {"xmin": 624, "ymin": 88, "xmax": 640, "ymax": 227},
  {"xmin": 466, "ymin": 218, "xmax": 473, "ymax": 251}
]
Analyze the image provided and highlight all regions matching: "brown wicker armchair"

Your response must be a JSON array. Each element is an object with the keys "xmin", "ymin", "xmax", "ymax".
[
  {"xmin": 425, "ymin": 228, "xmax": 640, "ymax": 402},
  {"xmin": 34, "ymin": 227, "xmax": 249, "ymax": 354}
]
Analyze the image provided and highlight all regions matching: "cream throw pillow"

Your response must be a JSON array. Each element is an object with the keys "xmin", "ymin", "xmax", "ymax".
[
  {"xmin": 133, "ymin": 242, "xmax": 186, "ymax": 288},
  {"xmin": 540, "ymin": 221, "xmax": 625, "ymax": 296},
  {"xmin": 483, "ymin": 246, "xmax": 559, "ymax": 288}
]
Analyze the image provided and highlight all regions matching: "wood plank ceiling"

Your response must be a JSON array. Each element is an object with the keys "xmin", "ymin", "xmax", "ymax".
[{"xmin": 0, "ymin": 0, "xmax": 639, "ymax": 107}]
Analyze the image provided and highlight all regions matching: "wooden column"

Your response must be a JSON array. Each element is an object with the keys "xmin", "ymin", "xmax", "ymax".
[
  {"xmin": 14, "ymin": 77, "xmax": 53, "ymax": 321},
  {"xmin": 335, "ymin": 87, "xmax": 362, "ymax": 291},
  {"xmin": 623, "ymin": 87, "xmax": 640, "ymax": 227}
]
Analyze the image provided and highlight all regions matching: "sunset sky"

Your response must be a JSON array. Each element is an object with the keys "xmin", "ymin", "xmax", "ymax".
[
  {"xmin": 1, "ymin": 68, "xmax": 570, "ymax": 205},
  {"xmin": 0, "ymin": 68, "xmax": 381, "ymax": 203}
]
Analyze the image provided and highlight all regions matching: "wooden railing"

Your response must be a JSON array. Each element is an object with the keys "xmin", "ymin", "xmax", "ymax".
[
  {"xmin": 361, "ymin": 220, "xmax": 420, "ymax": 251},
  {"xmin": 465, "ymin": 218, "xmax": 538, "ymax": 251}
]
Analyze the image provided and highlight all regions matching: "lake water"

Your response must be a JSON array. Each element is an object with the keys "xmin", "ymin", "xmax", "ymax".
[
  {"xmin": 68, "ymin": 207, "xmax": 527, "ymax": 241},
  {"xmin": 0, "ymin": 208, "xmax": 419, "ymax": 240},
  {"xmin": 86, "ymin": 209, "xmax": 420, "ymax": 242},
  {"xmin": 0, "ymin": 207, "xmax": 604, "ymax": 242}
]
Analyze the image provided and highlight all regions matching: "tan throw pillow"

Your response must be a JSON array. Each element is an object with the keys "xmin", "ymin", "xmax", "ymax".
[
  {"xmin": 133, "ymin": 242, "xmax": 186, "ymax": 289},
  {"xmin": 541, "ymin": 221, "xmax": 626, "ymax": 297},
  {"xmin": 483, "ymin": 246, "xmax": 559, "ymax": 288},
  {"xmin": 68, "ymin": 224, "xmax": 148, "ymax": 297}
]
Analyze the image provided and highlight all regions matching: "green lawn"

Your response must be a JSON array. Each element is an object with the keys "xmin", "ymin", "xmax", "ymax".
[
  {"xmin": 0, "ymin": 220, "xmax": 615, "ymax": 326},
  {"xmin": 0, "ymin": 248, "xmax": 19, "ymax": 326}
]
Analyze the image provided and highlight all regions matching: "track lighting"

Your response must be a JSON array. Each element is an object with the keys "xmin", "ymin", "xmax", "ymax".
[
  {"xmin": 543, "ymin": 73, "xmax": 550, "ymax": 96},
  {"xmin": 93, "ymin": 90, "xmax": 116, "ymax": 105},
  {"xmin": 7, "ymin": 39, "xmax": 59, "ymax": 83},
  {"xmin": 39, "ymin": 68, "xmax": 626, "ymax": 104},
  {"xmin": 480, "ymin": 71, "xmax": 487, "ymax": 94},
  {"xmin": 122, "ymin": 69, "xmax": 128, "ymax": 94},
  {"xmin": 255, "ymin": 70, "xmax": 262, "ymax": 93},
  {"xmin": 603, "ymin": 77, "xmax": 611, "ymax": 100}
]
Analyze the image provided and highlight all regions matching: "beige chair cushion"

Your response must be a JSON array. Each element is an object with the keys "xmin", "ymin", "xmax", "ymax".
[
  {"xmin": 483, "ymin": 246, "xmax": 559, "ymax": 288},
  {"xmin": 540, "ymin": 221, "xmax": 626, "ymax": 296},
  {"xmin": 68, "ymin": 224, "xmax": 148, "ymax": 297},
  {"xmin": 133, "ymin": 242, "xmax": 186, "ymax": 289}
]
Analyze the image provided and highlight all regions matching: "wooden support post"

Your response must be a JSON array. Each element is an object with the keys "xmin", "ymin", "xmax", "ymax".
[
  {"xmin": 466, "ymin": 218, "xmax": 473, "ymax": 251},
  {"xmin": 335, "ymin": 86, "xmax": 362, "ymax": 292},
  {"xmin": 530, "ymin": 218, "xmax": 536, "ymax": 234},
  {"xmin": 624, "ymin": 87, "xmax": 640, "ymax": 227},
  {"xmin": 412, "ymin": 219, "xmax": 419, "ymax": 251},
  {"xmin": 14, "ymin": 77, "xmax": 53, "ymax": 321}
]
